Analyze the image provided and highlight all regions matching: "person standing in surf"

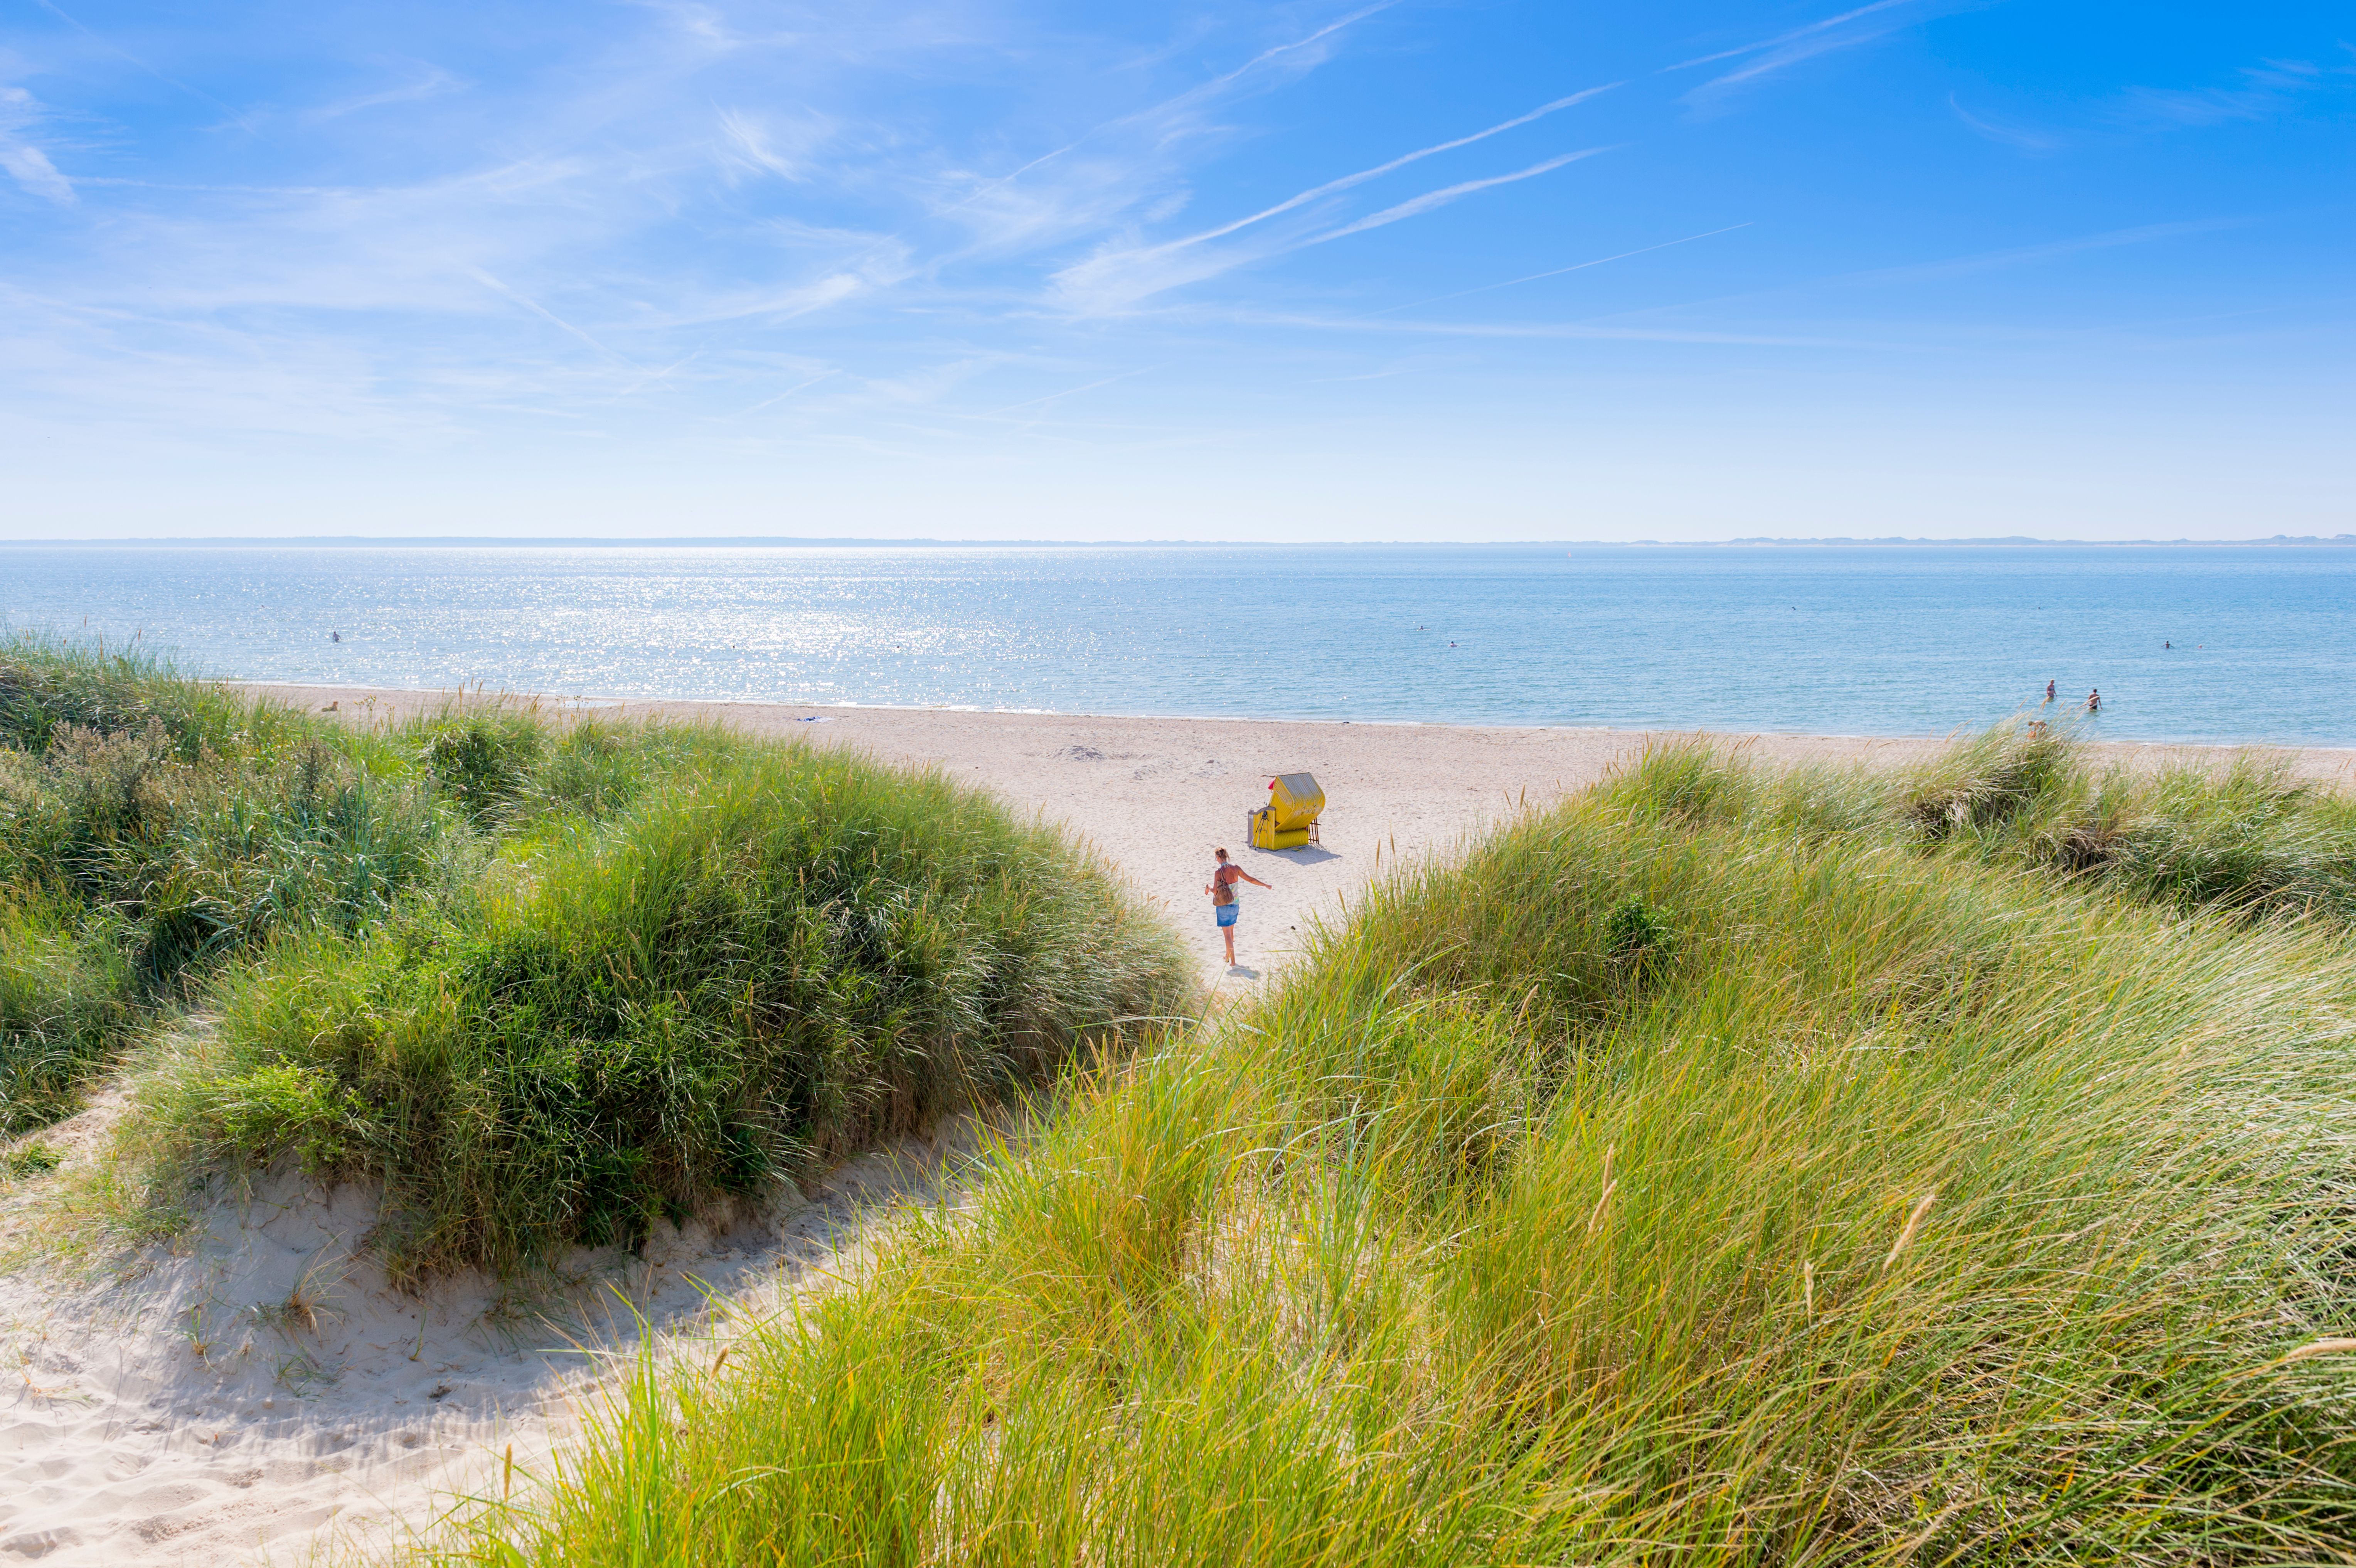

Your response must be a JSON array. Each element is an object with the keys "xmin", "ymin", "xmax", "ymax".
[{"xmin": 1207, "ymin": 847, "xmax": 1270, "ymax": 970}]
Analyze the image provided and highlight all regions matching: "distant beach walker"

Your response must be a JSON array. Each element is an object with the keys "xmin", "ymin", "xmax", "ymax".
[{"xmin": 1206, "ymin": 846, "xmax": 1270, "ymax": 970}]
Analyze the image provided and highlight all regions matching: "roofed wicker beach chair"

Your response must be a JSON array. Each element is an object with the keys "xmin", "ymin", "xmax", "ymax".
[{"xmin": 1249, "ymin": 771, "xmax": 1324, "ymax": 851}]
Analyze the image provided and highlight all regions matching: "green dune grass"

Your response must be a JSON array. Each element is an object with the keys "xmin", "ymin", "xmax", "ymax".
[
  {"xmin": 153, "ymin": 748, "xmax": 1191, "ymax": 1280},
  {"xmin": 430, "ymin": 743, "xmax": 2356, "ymax": 1565},
  {"xmin": 1610, "ymin": 724, "xmax": 2356, "ymax": 923},
  {"xmin": 0, "ymin": 637, "xmax": 1191, "ymax": 1278},
  {"xmin": 0, "ymin": 633, "xmax": 722, "ymax": 1135}
]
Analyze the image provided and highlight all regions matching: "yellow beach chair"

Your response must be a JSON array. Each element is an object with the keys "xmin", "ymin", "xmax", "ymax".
[{"xmin": 1248, "ymin": 772, "xmax": 1324, "ymax": 851}]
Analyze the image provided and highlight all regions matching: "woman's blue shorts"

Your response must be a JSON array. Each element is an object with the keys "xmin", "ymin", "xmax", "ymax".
[{"xmin": 1216, "ymin": 904, "xmax": 1239, "ymax": 928}]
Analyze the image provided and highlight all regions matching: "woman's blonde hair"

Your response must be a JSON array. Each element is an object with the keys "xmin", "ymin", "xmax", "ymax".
[{"xmin": 1214, "ymin": 847, "xmax": 1229, "ymax": 859}]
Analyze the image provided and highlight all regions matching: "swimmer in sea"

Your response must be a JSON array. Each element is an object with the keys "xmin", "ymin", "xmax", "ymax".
[{"xmin": 2086, "ymin": 689, "xmax": 2100, "ymax": 714}]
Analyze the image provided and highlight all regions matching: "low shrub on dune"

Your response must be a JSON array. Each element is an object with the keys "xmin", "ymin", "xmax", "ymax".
[
  {"xmin": 0, "ymin": 638, "xmax": 369, "ymax": 1128},
  {"xmin": 3, "ymin": 636, "xmax": 1188, "ymax": 1277},
  {"xmin": 1610, "ymin": 724, "xmax": 2356, "ymax": 924},
  {"xmin": 446, "ymin": 763, "xmax": 2356, "ymax": 1565},
  {"xmin": 0, "ymin": 635, "xmax": 755, "ymax": 1137},
  {"xmin": 0, "ymin": 632, "xmax": 303, "ymax": 760},
  {"xmin": 0, "ymin": 891, "xmax": 132, "ymax": 1134},
  {"xmin": 160, "ymin": 748, "xmax": 1192, "ymax": 1281}
]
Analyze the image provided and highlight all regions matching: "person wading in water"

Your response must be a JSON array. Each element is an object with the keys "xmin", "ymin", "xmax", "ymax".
[{"xmin": 1206, "ymin": 847, "xmax": 1270, "ymax": 971}]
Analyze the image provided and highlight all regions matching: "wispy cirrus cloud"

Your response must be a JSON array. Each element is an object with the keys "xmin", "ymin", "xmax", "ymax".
[
  {"xmin": 0, "ymin": 0, "xmax": 1658, "ymax": 450},
  {"xmin": 2115, "ymin": 57, "xmax": 2348, "ymax": 129},
  {"xmin": 1310, "ymin": 150, "xmax": 1605, "ymax": 246},
  {"xmin": 1155, "ymin": 84, "xmax": 1614, "ymax": 254},
  {"xmin": 1005, "ymin": 0, "xmax": 1402, "ymax": 181},
  {"xmin": 3, "ymin": 0, "xmax": 2343, "ymax": 541},
  {"xmin": 1205, "ymin": 304, "xmax": 1874, "ymax": 350},
  {"xmin": 1051, "ymin": 88, "xmax": 1617, "ymax": 312},
  {"xmin": 1051, "ymin": 152, "xmax": 1608, "ymax": 313},
  {"xmin": 90, "ymin": 154, "xmax": 615, "ymax": 316},
  {"xmin": 27, "ymin": 0, "xmax": 248, "ymax": 124},
  {"xmin": 626, "ymin": 0, "xmax": 753, "ymax": 54},
  {"xmin": 0, "ymin": 84, "xmax": 74, "ymax": 204},
  {"xmin": 306, "ymin": 66, "xmax": 465, "ymax": 122},
  {"xmin": 1948, "ymin": 93, "xmax": 2058, "ymax": 152},
  {"xmin": 1839, "ymin": 217, "xmax": 2239, "ymax": 285},
  {"xmin": 927, "ymin": 4, "xmax": 1400, "ymax": 262},
  {"xmin": 717, "ymin": 106, "xmax": 833, "ymax": 182},
  {"xmin": 1672, "ymin": 0, "xmax": 1947, "ymax": 106},
  {"xmin": 1377, "ymin": 223, "xmax": 1753, "ymax": 314},
  {"xmin": 7, "ymin": 0, "xmax": 1586, "ymax": 431},
  {"xmin": 470, "ymin": 267, "xmax": 631, "ymax": 361},
  {"xmin": 647, "ymin": 269, "xmax": 893, "ymax": 330}
]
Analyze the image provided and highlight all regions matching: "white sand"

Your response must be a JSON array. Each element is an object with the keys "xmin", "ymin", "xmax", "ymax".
[
  {"xmin": 0, "ymin": 1085, "xmax": 986, "ymax": 1565},
  {"xmin": 226, "ymin": 690, "xmax": 2356, "ymax": 988},
  {"xmin": 5, "ymin": 694, "xmax": 2350, "ymax": 1565}
]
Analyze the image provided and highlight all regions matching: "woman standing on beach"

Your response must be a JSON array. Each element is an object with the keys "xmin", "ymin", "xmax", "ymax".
[{"xmin": 1207, "ymin": 847, "xmax": 1270, "ymax": 970}]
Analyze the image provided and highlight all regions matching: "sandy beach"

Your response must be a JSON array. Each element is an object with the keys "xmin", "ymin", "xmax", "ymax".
[
  {"xmin": 243, "ymin": 688, "xmax": 2356, "ymax": 986},
  {"xmin": 6, "ymin": 690, "xmax": 2353, "ymax": 1567}
]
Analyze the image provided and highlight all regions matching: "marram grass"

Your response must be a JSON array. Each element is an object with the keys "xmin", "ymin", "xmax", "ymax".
[
  {"xmin": 0, "ymin": 632, "xmax": 739, "ymax": 1134},
  {"xmin": 1608, "ymin": 722, "xmax": 2356, "ymax": 924},
  {"xmin": 153, "ymin": 746, "xmax": 1192, "ymax": 1280},
  {"xmin": 1, "ymin": 635, "xmax": 1191, "ymax": 1282},
  {"xmin": 428, "ymin": 750, "xmax": 2356, "ymax": 1565}
]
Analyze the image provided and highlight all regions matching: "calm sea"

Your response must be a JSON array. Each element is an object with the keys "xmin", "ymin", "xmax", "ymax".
[{"xmin": 3, "ymin": 544, "xmax": 2350, "ymax": 747}]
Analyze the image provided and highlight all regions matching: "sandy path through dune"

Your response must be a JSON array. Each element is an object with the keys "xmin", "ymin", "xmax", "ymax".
[{"xmin": 0, "ymin": 1075, "xmax": 997, "ymax": 1566}]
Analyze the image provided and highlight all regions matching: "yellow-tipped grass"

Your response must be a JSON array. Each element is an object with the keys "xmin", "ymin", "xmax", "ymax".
[
  {"xmin": 1604, "ymin": 725, "xmax": 2356, "ymax": 925},
  {"xmin": 424, "ymin": 755, "xmax": 2356, "ymax": 1565}
]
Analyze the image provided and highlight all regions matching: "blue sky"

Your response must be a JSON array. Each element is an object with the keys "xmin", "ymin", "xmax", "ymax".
[{"xmin": 1, "ymin": 1, "xmax": 2349, "ymax": 540}]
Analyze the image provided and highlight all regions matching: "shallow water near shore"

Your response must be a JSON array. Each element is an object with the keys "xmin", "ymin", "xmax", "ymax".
[{"xmin": 6, "ymin": 542, "xmax": 2353, "ymax": 745}]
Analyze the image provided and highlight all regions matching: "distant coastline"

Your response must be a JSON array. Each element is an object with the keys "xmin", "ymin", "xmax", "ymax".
[
  {"xmin": 1712, "ymin": 534, "xmax": 2356, "ymax": 547},
  {"xmin": 3, "ymin": 535, "xmax": 2355, "ymax": 549}
]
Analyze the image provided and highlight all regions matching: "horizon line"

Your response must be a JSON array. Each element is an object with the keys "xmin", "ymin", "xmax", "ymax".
[{"xmin": 4, "ymin": 534, "xmax": 2356, "ymax": 549}]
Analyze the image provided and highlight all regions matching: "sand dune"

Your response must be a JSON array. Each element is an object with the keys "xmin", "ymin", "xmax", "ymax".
[
  {"xmin": 0, "ymin": 1060, "xmax": 993, "ymax": 1566},
  {"xmin": 5, "ymin": 695, "xmax": 2350, "ymax": 1565}
]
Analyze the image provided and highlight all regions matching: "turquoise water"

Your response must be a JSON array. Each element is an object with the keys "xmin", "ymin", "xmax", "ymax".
[{"xmin": 4, "ymin": 543, "xmax": 2351, "ymax": 746}]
